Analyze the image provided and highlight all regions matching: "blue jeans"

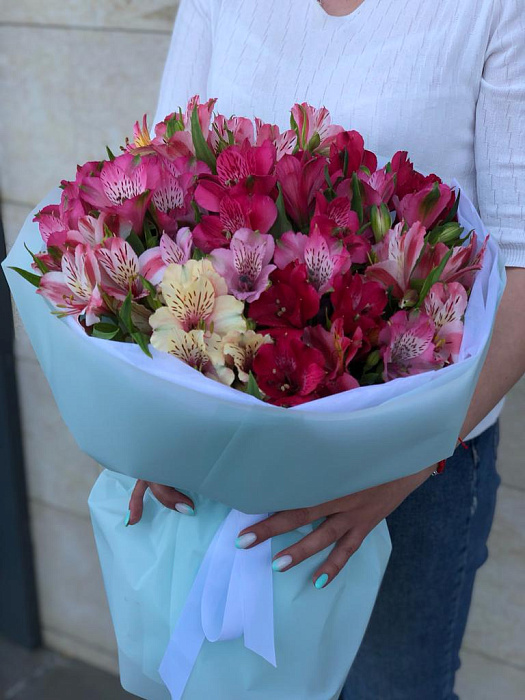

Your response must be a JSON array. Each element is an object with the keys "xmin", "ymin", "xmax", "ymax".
[{"xmin": 341, "ymin": 423, "xmax": 501, "ymax": 700}]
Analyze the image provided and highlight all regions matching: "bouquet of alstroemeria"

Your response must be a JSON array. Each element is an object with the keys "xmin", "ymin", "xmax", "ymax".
[
  {"xmin": 19, "ymin": 97, "xmax": 485, "ymax": 406},
  {"xmin": 2, "ymin": 98, "xmax": 504, "ymax": 700}
]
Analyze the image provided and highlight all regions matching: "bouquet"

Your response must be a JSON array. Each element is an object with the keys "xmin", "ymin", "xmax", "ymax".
[{"xmin": 2, "ymin": 97, "xmax": 504, "ymax": 700}]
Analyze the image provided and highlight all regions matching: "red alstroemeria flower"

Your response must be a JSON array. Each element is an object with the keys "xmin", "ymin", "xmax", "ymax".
[
  {"xmin": 275, "ymin": 152, "xmax": 327, "ymax": 229},
  {"xmin": 331, "ymin": 273, "xmax": 387, "ymax": 356},
  {"xmin": 252, "ymin": 332, "xmax": 326, "ymax": 407},
  {"xmin": 303, "ymin": 319, "xmax": 362, "ymax": 396},
  {"xmin": 248, "ymin": 262, "xmax": 320, "ymax": 329},
  {"xmin": 390, "ymin": 151, "xmax": 441, "ymax": 200},
  {"xmin": 393, "ymin": 181, "xmax": 456, "ymax": 229},
  {"xmin": 328, "ymin": 130, "xmax": 377, "ymax": 181},
  {"xmin": 311, "ymin": 194, "xmax": 370, "ymax": 263}
]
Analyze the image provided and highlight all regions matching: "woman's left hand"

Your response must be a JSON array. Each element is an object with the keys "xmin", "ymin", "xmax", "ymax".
[{"xmin": 236, "ymin": 464, "xmax": 436, "ymax": 588}]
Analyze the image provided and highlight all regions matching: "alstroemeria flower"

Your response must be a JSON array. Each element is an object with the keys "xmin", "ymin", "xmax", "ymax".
[
  {"xmin": 38, "ymin": 244, "xmax": 106, "ymax": 326},
  {"xmin": 390, "ymin": 151, "xmax": 441, "ymax": 200},
  {"xmin": 222, "ymin": 329, "xmax": 273, "ymax": 383},
  {"xmin": 193, "ymin": 193, "xmax": 277, "ymax": 253},
  {"xmin": 366, "ymin": 221, "xmax": 427, "ymax": 300},
  {"xmin": 210, "ymin": 228, "xmax": 276, "ymax": 302},
  {"xmin": 331, "ymin": 273, "xmax": 387, "ymax": 355},
  {"xmin": 96, "ymin": 237, "xmax": 147, "ymax": 301},
  {"xmin": 255, "ymin": 118, "xmax": 297, "ymax": 160},
  {"xmin": 393, "ymin": 181, "xmax": 455, "ymax": 229},
  {"xmin": 150, "ymin": 157, "xmax": 201, "ymax": 234},
  {"xmin": 252, "ymin": 331, "xmax": 326, "ymax": 406},
  {"xmin": 151, "ymin": 327, "xmax": 234, "ymax": 385},
  {"xmin": 150, "ymin": 96, "xmax": 218, "ymax": 159},
  {"xmin": 139, "ymin": 229, "xmax": 194, "ymax": 286},
  {"xmin": 413, "ymin": 233, "xmax": 487, "ymax": 292},
  {"xmin": 311, "ymin": 194, "xmax": 370, "ymax": 263},
  {"xmin": 424, "ymin": 282, "xmax": 468, "ymax": 362},
  {"xmin": 290, "ymin": 102, "xmax": 344, "ymax": 153},
  {"xmin": 248, "ymin": 262, "xmax": 320, "ymax": 329},
  {"xmin": 210, "ymin": 114, "xmax": 255, "ymax": 150},
  {"xmin": 357, "ymin": 166, "xmax": 396, "ymax": 207},
  {"xmin": 149, "ymin": 259, "xmax": 246, "ymax": 339},
  {"xmin": 275, "ymin": 152, "xmax": 326, "ymax": 229},
  {"xmin": 328, "ymin": 130, "xmax": 377, "ymax": 181},
  {"xmin": 80, "ymin": 152, "xmax": 159, "ymax": 233},
  {"xmin": 380, "ymin": 310, "xmax": 441, "ymax": 380},
  {"xmin": 304, "ymin": 319, "xmax": 362, "ymax": 395},
  {"xmin": 274, "ymin": 228, "xmax": 351, "ymax": 294}
]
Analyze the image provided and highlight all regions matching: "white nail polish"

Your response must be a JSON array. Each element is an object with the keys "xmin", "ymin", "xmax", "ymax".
[
  {"xmin": 272, "ymin": 555, "xmax": 293, "ymax": 572},
  {"xmin": 175, "ymin": 503, "xmax": 195, "ymax": 516},
  {"xmin": 235, "ymin": 532, "xmax": 257, "ymax": 549}
]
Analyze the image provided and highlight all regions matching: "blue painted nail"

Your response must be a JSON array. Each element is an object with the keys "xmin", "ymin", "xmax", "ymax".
[
  {"xmin": 272, "ymin": 555, "xmax": 292, "ymax": 572},
  {"xmin": 235, "ymin": 533, "xmax": 257, "ymax": 549},
  {"xmin": 124, "ymin": 509, "xmax": 131, "ymax": 527},
  {"xmin": 175, "ymin": 503, "xmax": 195, "ymax": 516},
  {"xmin": 314, "ymin": 573, "xmax": 329, "ymax": 589}
]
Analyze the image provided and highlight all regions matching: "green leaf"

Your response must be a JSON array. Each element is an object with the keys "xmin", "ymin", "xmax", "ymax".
[
  {"xmin": 305, "ymin": 132, "xmax": 321, "ymax": 153},
  {"xmin": 415, "ymin": 247, "xmax": 454, "ymax": 308},
  {"xmin": 442, "ymin": 188, "xmax": 461, "ymax": 224},
  {"xmin": 131, "ymin": 331, "xmax": 152, "ymax": 358},
  {"xmin": 24, "ymin": 243, "xmax": 49, "ymax": 274},
  {"xmin": 139, "ymin": 275, "xmax": 163, "ymax": 310},
  {"xmin": 191, "ymin": 106, "xmax": 217, "ymax": 172},
  {"xmin": 351, "ymin": 172, "xmax": 364, "ymax": 224},
  {"xmin": 246, "ymin": 371, "xmax": 263, "ymax": 401},
  {"xmin": 106, "ymin": 146, "xmax": 116, "ymax": 161},
  {"xmin": 9, "ymin": 266, "xmax": 41, "ymax": 288},
  {"xmin": 269, "ymin": 183, "xmax": 292, "ymax": 239},
  {"xmin": 119, "ymin": 292, "xmax": 133, "ymax": 333},
  {"xmin": 92, "ymin": 323, "xmax": 121, "ymax": 340},
  {"xmin": 126, "ymin": 231, "xmax": 146, "ymax": 256},
  {"xmin": 342, "ymin": 148, "xmax": 349, "ymax": 178},
  {"xmin": 191, "ymin": 200, "xmax": 202, "ymax": 224}
]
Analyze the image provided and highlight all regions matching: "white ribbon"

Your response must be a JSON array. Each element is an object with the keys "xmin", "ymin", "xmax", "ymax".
[{"xmin": 158, "ymin": 509, "xmax": 277, "ymax": 699}]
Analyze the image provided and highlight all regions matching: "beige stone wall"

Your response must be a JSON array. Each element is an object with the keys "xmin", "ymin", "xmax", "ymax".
[{"xmin": 1, "ymin": 3, "xmax": 524, "ymax": 697}]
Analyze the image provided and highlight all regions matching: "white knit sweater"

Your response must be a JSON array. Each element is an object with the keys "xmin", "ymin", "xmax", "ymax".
[{"xmin": 154, "ymin": 0, "xmax": 525, "ymax": 435}]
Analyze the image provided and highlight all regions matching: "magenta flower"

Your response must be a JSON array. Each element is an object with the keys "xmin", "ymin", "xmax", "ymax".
[
  {"xmin": 255, "ymin": 118, "xmax": 297, "ymax": 160},
  {"xmin": 380, "ymin": 310, "xmax": 440, "ymax": 380},
  {"xmin": 80, "ymin": 152, "xmax": 159, "ymax": 233},
  {"xmin": 393, "ymin": 181, "xmax": 455, "ymax": 229},
  {"xmin": 275, "ymin": 152, "xmax": 326, "ymax": 229},
  {"xmin": 311, "ymin": 194, "xmax": 370, "ymax": 263},
  {"xmin": 139, "ymin": 229, "xmax": 194, "ymax": 286},
  {"xmin": 274, "ymin": 228, "xmax": 351, "ymax": 294},
  {"xmin": 366, "ymin": 222, "xmax": 426, "ymax": 300},
  {"xmin": 357, "ymin": 166, "xmax": 396, "ymax": 207},
  {"xmin": 38, "ymin": 245, "xmax": 106, "ymax": 326},
  {"xmin": 290, "ymin": 102, "xmax": 344, "ymax": 153},
  {"xmin": 210, "ymin": 228, "xmax": 276, "ymax": 302},
  {"xmin": 210, "ymin": 114, "xmax": 255, "ymax": 150},
  {"xmin": 424, "ymin": 282, "xmax": 468, "ymax": 362}
]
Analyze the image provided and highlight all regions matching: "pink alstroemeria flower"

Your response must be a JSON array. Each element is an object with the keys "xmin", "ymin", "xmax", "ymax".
[
  {"xmin": 275, "ymin": 152, "xmax": 326, "ymax": 229},
  {"xmin": 311, "ymin": 194, "xmax": 370, "ymax": 263},
  {"xmin": 380, "ymin": 310, "xmax": 440, "ymax": 380},
  {"xmin": 366, "ymin": 222, "xmax": 426, "ymax": 300},
  {"xmin": 80, "ymin": 152, "xmax": 159, "ymax": 233},
  {"xmin": 393, "ymin": 181, "xmax": 455, "ymax": 229},
  {"xmin": 96, "ymin": 237, "xmax": 147, "ymax": 301},
  {"xmin": 274, "ymin": 228, "xmax": 351, "ymax": 294},
  {"xmin": 210, "ymin": 114, "xmax": 255, "ymax": 150},
  {"xmin": 210, "ymin": 228, "xmax": 276, "ymax": 302},
  {"xmin": 254, "ymin": 118, "xmax": 297, "ymax": 160},
  {"xmin": 424, "ymin": 282, "xmax": 468, "ymax": 362},
  {"xmin": 151, "ymin": 96, "xmax": 217, "ymax": 159},
  {"xmin": 357, "ymin": 166, "xmax": 396, "ymax": 207},
  {"xmin": 328, "ymin": 130, "xmax": 377, "ymax": 181},
  {"xmin": 38, "ymin": 245, "xmax": 106, "ymax": 326},
  {"xmin": 413, "ymin": 233, "xmax": 487, "ymax": 292},
  {"xmin": 149, "ymin": 156, "xmax": 203, "ymax": 234},
  {"xmin": 290, "ymin": 102, "xmax": 344, "ymax": 153},
  {"xmin": 139, "ymin": 229, "xmax": 194, "ymax": 286}
]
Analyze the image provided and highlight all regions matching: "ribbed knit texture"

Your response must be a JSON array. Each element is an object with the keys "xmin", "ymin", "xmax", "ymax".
[
  {"xmin": 154, "ymin": 0, "xmax": 525, "ymax": 268},
  {"xmin": 154, "ymin": 0, "xmax": 524, "ymax": 437}
]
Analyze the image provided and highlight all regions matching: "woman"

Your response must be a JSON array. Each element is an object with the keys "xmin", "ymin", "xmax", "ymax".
[{"xmin": 129, "ymin": 1, "xmax": 525, "ymax": 697}]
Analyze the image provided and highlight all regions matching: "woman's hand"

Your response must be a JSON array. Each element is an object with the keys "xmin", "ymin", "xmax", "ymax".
[
  {"xmin": 235, "ymin": 465, "xmax": 436, "ymax": 588},
  {"xmin": 126, "ymin": 479, "xmax": 195, "ymax": 525}
]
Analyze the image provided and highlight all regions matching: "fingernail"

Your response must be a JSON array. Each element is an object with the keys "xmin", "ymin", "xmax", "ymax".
[
  {"xmin": 175, "ymin": 503, "xmax": 195, "ymax": 516},
  {"xmin": 124, "ymin": 510, "xmax": 131, "ymax": 527},
  {"xmin": 314, "ymin": 573, "xmax": 329, "ymax": 589},
  {"xmin": 235, "ymin": 533, "xmax": 257, "ymax": 549},
  {"xmin": 272, "ymin": 555, "xmax": 292, "ymax": 572}
]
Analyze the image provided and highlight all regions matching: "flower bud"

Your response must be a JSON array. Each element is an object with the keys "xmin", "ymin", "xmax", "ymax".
[{"xmin": 371, "ymin": 203, "xmax": 392, "ymax": 243}]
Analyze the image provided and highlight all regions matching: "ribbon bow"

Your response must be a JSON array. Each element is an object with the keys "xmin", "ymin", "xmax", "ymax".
[{"xmin": 159, "ymin": 509, "xmax": 277, "ymax": 698}]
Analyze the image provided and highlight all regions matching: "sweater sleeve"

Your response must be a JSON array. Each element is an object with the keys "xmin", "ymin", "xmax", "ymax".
[
  {"xmin": 475, "ymin": 0, "xmax": 525, "ymax": 267},
  {"xmin": 153, "ymin": 0, "xmax": 217, "ymax": 127}
]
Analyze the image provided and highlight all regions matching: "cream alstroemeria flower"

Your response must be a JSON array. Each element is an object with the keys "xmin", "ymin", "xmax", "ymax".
[
  {"xmin": 151, "ymin": 326, "xmax": 235, "ymax": 386},
  {"xmin": 150, "ymin": 259, "xmax": 246, "ymax": 337},
  {"xmin": 222, "ymin": 329, "xmax": 273, "ymax": 383}
]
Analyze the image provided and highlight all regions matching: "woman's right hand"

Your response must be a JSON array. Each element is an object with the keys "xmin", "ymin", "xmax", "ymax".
[{"xmin": 127, "ymin": 479, "xmax": 195, "ymax": 525}]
